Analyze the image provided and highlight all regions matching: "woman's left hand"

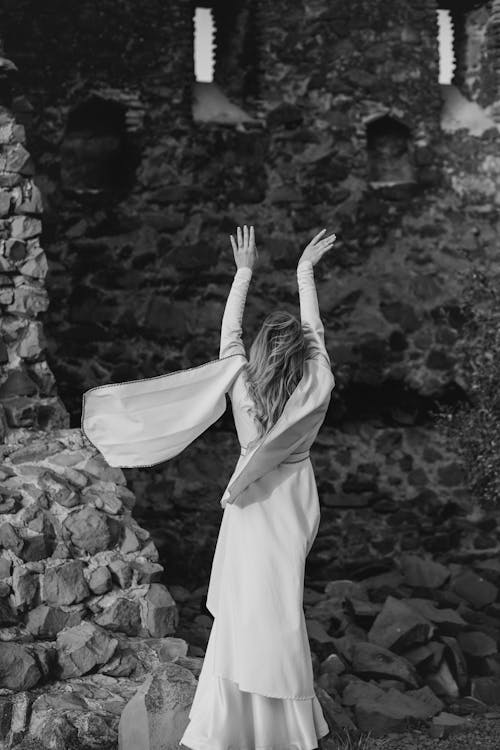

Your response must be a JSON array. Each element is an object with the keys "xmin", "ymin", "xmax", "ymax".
[{"xmin": 230, "ymin": 225, "xmax": 257, "ymax": 270}]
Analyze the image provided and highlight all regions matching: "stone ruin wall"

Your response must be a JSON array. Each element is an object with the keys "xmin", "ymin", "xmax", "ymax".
[
  {"xmin": 0, "ymin": 0, "xmax": 500, "ymax": 596},
  {"xmin": 0, "ymin": 17, "xmax": 188, "ymax": 707},
  {"xmin": 0, "ymin": 1, "xmax": 499, "ymax": 746}
]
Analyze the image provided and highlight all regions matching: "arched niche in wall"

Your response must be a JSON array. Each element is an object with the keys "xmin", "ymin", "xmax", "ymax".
[
  {"xmin": 365, "ymin": 114, "xmax": 415, "ymax": 187},
  {"xmin": 60, "ymin": 96, "xmax": 137, "ymax": 197},
  {"xmin": 192, "ymin": 0, "xmax": 259, "ymax": 124}
]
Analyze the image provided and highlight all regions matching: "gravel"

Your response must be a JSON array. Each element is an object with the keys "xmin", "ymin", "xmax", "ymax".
[{"xmin": 369, "ymin": 715, "xmax": 500, "ymax": 750}]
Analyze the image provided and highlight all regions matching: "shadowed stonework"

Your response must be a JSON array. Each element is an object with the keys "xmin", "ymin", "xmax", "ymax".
[{"xmin": 0, "ymin": 1, "xmax": 500, "ymax": 747}]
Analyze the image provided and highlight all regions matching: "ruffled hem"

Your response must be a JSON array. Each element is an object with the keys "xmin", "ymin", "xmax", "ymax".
[
  {"xmin": 180, "ymin": 673, "xmax": 330, "ymax": 750},
  {"xmin": 179, "ymin": 635, "xmax": 330, "ymax": 750}
]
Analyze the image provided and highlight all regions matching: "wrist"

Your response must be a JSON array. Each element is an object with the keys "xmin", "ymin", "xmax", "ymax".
[
  {"xmin": 235, "ymin": 265, "xmax": 253, "ymax": 276},
  {"xmin": 297, "ymin": 259, "xmax": 313, "ymax": 270}
]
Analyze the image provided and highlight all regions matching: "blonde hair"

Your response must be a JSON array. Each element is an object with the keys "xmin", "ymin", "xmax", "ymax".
[{"xmin": 245, "ymin": 310, "xmax": 305, "ymax": 438}]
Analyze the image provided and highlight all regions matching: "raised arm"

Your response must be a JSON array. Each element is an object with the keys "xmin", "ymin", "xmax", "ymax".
[
  {"xmin": 219, "ymin": 224, "xmax": 257, "ymax": 359},
  {"xmin": 297, "ymin": 260, "xmax": 329, "ymax": 366},
  {"xmin": 297, "ymin": 229, "xmax": 337, "ymax": 367},
  {"xmin": 219, "ymin": 266, "xmax": 252, "ymax": 358}
]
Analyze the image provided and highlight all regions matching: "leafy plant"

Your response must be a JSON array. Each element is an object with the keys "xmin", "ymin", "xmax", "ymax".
[
  {"xmin": 433, "ymin": 260, "xmax": 500, "ymax": 510},
  {"xmin": 327, "ymin": 727, "xmax": 379, "ymax": 749}
]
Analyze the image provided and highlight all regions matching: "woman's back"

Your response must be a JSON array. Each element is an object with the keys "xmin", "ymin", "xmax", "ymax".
[{"xmin": 219, "ymin": 259, "xmax": 334, "ymax": 457}]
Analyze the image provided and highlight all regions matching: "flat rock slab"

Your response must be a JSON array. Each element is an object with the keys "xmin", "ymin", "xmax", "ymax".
[
  {"xmin": 471, "ymin": 676, "xmax": 500, "ymax": 706},
  {"xmin": 118, "ymin": 662, "xmax": 197, "ymax": 750},
  {"xmin": 451, "ymin": 570, "xmax": 498, "ymax": 608},
  {"xmin": 402, "ymin": 641, "xmax": 444, "ymax": 669},
  {"xmin": 399, "ymin": 554, "xmax": 450, "ymax": 588},
  {"xmin": 324, "ymin": 580, "xmax": 370, "ymax": 601},
  {"xmin": 368, "ymin": 595, "xmax": 435, "ymax": 651},
  {"xmin": 404, "ymin": 597, "xmax": 467, "ymax": 631},
  {"xmin": 429, "ymin": 710, "xmax": 470, "ymax": 739},
  {"xmin": 354, "ymin": 685, "xmax": 442, "ymax": 737},
  {"xmin": 349, "ymin": 641, "xmax": 419, "ymax": 688},
  {"xmin": 457, "ymin": 630, "xmax": 498, "ymax": 657}
]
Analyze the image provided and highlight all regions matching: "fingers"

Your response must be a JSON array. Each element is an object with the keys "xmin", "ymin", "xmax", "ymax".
[
  {"xmin": 317, "ymin": 233, "xmax": 336, "ymax": 253},
  {"xmin": 321, "ymin": 234, "xmax": 337, "ymax": 248},
  {"xmin": 230, "ymin": 235, "xmax": 237, "ymax": 253},
  {"xmin": 318, "ymin": 232, "xmax": 336, "ymax": 245},
  {"xmin": 311, "ymin": 229, "xmax": 327, "ymax": 243},
  {"xmin": 233, "ymin": 225, "xmax": 255, "ymax": 250}
]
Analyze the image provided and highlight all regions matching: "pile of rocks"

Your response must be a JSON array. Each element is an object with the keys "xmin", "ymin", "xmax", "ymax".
[
  {"xmin": 174, "ymin": 553, "xmax": 500, "ymax": 740},
  {"xmin": 0, "ymin": 427, "xmax": 179, "ymax": 697},
  {"xmin": 305, "ymin": 555, "xmax": 500, "ymax": 737},
  {"xmin": 1, "ymin": 424, "xmax": 499, "ymax": 747},
  {"xmin": 0, "ymin": 50, "xmax": 68, "ymax": 435}
]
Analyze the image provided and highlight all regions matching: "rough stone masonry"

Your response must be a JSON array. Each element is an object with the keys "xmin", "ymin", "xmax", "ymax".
[{"xmin": 0, "ymin": 0, "xmax": 500, "ymax": 747}]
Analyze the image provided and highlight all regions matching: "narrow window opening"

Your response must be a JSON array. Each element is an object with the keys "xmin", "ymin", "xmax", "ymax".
[
  {"xmin": 192, "ymin": 1, "xmax": 258, "ymax": 125},
  {"xmin": 437, "ymin": 9, "xmax": 456, "ymax": 84},
  {"xmin": 366, "ymin": 115, "xmax": 415, "ymax": 187},
  {"xmin": 194, "ymin": 6, "xmax": 215, "ymax": 83}
]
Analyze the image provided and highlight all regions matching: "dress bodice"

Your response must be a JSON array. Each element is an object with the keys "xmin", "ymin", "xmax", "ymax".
[{"xmin": 218, "ymin": 261, "xmax": 333, "ymax": 454}]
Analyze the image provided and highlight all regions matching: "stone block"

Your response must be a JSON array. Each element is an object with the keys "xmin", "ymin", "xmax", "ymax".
[
  {"xmin": 471, "ymin": 676, "xmax": 500, "ymax": 705},
  {"xmin": 0, "ymin": 643, "xmax": 41, "ymax": 690},
  {"xmin": 43, "ymin": 560, "xmax": 89, "ymax": 606},
  {"xmin": 368, "ymin": 595, "xmax": 435, "ymax": 651},
  {"xmin": 56, "ymin": 621, "xmax": 117, "ymax": 679},
  {"xmin": 349, "ymin": 641, "xmax": 419, "ymax": 688},
  {"xmin": 25, "ymin": 604, "xmax": 83, "ymax": 639},
  {"xmin": 399, "ymin": 554, "xmax": 450, "ymax": 588},
  {"xmin": 95, "ymin": 596, "xmax": 141, "ymax": 636},
  {"xmin": 451, "ymin": 570, "xmax": 498, "ymax": 608},
  {"xmin": 118, "ymin": 662, "xmax": 197, "ymax": 750},
  {"xmin": 12, "ymin": 567, "xmax": 39, "ymax": 610},
  {"xmin": 62, "ymin": 506, "xmax": 111, "ymax": 554},
  {"xmin": 88, "ymin": 565, "xmax": 112, "ymax": 595},
  {"xmin": 0, "ymin": 522, "xmax": 23, "ymax": 554},
  {"xmin": 140, "ymin": 584, "xmax": 178, "ymax": 638}
]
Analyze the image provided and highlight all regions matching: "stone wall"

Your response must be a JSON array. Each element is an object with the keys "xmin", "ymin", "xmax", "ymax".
[
  {"xmin": 0, "ymin": 2, "xmax": 500, "ymax": 746},
  {"xmin": 0, "ymin": 427, "xmax": 179, "ymax": 692},
  {"xmin": 0, "ymin": 46, "xmax": 68, "ymax": 435},
  {"xmin": 0, "ymin": 0, "xmax": 499, "ymax": 585}
]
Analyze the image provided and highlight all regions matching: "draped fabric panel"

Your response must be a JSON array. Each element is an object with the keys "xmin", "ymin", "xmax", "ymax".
[{"xmin": 81, "ymin": 354, "xmax": 246, "ymax": 468}]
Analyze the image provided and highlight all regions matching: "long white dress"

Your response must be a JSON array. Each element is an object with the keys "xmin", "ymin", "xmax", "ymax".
[{"xmin": 180, "ymin": 261, "xmax": 334, "ymax": 750}]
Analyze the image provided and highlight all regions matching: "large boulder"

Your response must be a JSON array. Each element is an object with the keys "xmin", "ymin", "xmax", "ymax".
[{"xmin": 118, "ymin": 662, "xmax": 197, "ymax": 750}]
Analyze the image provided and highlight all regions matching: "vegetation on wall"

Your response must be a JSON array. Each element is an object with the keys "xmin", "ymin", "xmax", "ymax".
[{"xmin": 435, "ymin": 251, "xmax": 500, "ymax": 510}]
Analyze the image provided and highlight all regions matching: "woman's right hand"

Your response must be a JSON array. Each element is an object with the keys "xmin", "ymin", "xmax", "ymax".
[
  {"xmin": 230, "ymin": 225, "xmax": 257, "ymax": 270},
  {"xmin": 298, "ymin": 229, "xmax": 337, "ymax": 267}
]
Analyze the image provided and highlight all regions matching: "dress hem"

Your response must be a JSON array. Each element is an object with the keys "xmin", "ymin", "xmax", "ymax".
[
  {"xmin": 212, "ymin": 668, "xmax": 316, "ymax": 700},
  {"xmin": 180, "ymin": 722, "xmax": 330, "ymax": 750}
]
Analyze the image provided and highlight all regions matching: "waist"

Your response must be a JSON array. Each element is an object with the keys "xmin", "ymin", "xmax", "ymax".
[{"xmin": 239, "ymin": 447, "xmax": 310, "ymax": 465}]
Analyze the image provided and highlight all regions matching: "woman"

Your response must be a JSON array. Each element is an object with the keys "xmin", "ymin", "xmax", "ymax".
[{"xmin": 180, "ymin": 225, "xmax": 337, "ymax": 750}]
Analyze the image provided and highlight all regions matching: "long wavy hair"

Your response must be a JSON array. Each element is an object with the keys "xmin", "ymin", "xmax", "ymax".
[{"xmin": 245, "ymin": 310, "xmax": 306, "ymax": 439}]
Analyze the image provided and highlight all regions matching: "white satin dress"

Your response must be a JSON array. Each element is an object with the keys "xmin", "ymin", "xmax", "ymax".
[{"xmin": 179, "ymin": 261, "xmax": 334, "ymax": 750}]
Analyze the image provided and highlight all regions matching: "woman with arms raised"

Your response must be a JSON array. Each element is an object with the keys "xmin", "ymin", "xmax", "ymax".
[{"xmin": 180, "ymin": 224, "xmax": 337, "ymax": 750}]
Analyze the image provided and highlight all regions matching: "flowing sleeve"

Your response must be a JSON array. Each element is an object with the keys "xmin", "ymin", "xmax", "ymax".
[
  {"xmin": 297, "ymin": 260, "xmax": 331, "ymax": 369},
  {"xmin": 81, "ymin": 355, "xmax": 246, "ymax": 468},
  {"xmin": 219, "ymin": 267, "xmax": 253, "ymax": 359}
]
